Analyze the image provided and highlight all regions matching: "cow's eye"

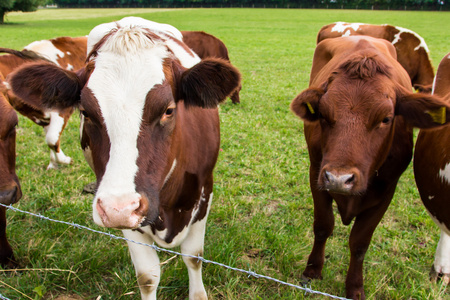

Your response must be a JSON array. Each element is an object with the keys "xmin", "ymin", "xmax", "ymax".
[
  {"xmin": 80, "ymin": 110, "xmax": 89, "ymax": 119},
  {"xmin": 161, "ymin": 105, "xmax": 176, "ymax": 123},
  {"xmin": 165, "ymin": 108, "xmax": 174, "ymax": 116},
  {"xmin": 381, "ymin": 117, "xmax": 391, "ymax": 124}
]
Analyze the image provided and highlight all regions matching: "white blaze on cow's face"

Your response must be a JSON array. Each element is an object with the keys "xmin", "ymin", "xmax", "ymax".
[{"xmin": 89, "ymin": 27, "xmax": 169, "ymax": 229}]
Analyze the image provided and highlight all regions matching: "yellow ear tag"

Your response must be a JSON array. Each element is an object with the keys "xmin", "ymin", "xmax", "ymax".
[
  {"xmin": 306, "ymin": 102, "xmax": 315, "ymax": 115},
  {"xmin": 427, "ymin": 106, "xmax": 446, "ymax": 124}
]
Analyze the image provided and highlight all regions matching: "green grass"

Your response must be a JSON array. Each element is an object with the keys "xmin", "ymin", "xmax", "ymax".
[{"xmin": 1, "ymin": 8, "xmax": 450, "ymax": 300}]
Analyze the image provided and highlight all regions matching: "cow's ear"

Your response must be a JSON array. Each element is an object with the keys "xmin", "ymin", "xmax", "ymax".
[
  {"xmin": 396, "ymin": 87, "xmax": 450, "ymax": 128},
  {"xmin": 179, "ymin": 58, "xmax": 241, "ymax": 108},
  {"xmin": 290, "ymin": 87, "xmax": 324, "ymax": 122},
  {"xmin": 8, "ymin": 62, "xmax": 84, "ymax": 110}
]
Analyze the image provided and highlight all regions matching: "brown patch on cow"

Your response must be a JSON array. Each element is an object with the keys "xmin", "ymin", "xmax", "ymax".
[{"xmin": 137, "ymin": 273, "xmax": 158, "ymax": 295}]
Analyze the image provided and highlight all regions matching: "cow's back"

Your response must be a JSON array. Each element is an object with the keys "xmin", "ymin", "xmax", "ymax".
[
  {"xmin": 181, "ymin": 31, "xmax": 230, "ymax": 60},
  {"xmin": 317, "ymin": 22, "xmax": 434, "ymax": 89},
  {"xmin": 414, "ymin": 53, "xmax": 450, "ymax": 230}
]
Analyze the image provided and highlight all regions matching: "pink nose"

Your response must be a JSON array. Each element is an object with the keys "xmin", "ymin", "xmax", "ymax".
[
  {"xmin": 321, "ymin": 168, "xmax": 361, "ymax": 194},
  {"xmin": 95, "ymin": 194, "xmax": 148, "ymax": 229}
]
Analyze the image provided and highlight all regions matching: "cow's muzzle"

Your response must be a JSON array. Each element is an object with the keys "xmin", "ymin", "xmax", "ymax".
[
  {"xmin": 320, "ymin": 166, "xmax": 362, "ymax": 195},
  {"xmin": 0, "ymin": 183, "xmax": 22, "ymax": 205},
  {"xmin": 94, "ymin": 193, "xmax": 150, "ymax": 229}
]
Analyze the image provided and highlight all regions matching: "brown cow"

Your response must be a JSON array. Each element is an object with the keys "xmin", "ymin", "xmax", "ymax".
[
  {"xmin": 1, "ymin": 36, "xmax": 87, "ymax": 170},
  {"xmin": 0, "ymin": 73, "xmax": 22, "ymax": 268},
  {"xmin": 290, "ymin": 36, "xmax": 450, "ymax": 299},
  {"xmin": 8, "ymin": 17, "xmax": 240, "ymax": 299},
  {"xmin": 414, "ymin": 53, "xmax": 450, "ymax": 284},
  {"xmin": 181, "ymin": 30, "xmax": 241, "ymax": 104},
  {"xmin": 317, "ymin": 22, "xmax": 434, "ymax": 93}
]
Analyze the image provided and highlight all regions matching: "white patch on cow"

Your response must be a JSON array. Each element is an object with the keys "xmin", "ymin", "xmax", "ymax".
[
  {"xmin": 2, "ymin": 80, "xmax": 11, "ymax": 90},
  {"xmin": 342, "ymin": 30, "xmax": 352, "ymax": 37},
  {"xmin": 122, "ymin": 229, "xmax": 160, "ymax": 299},
  {"xmin": 393, "ymin": 26, "xmax": 430, "ymax": 52},
  {"xmin": 43, "ymin": 112, "xmax": 64, "ymax": 147},
  {"xmin": 439, "ymin": 162, "xmax": 450, "ymax": 184},
  {"xmin": 165, "ymin": 37, "xmax": 200, "ymax": 68},
  {"xmin": 66, "ymin": 64, "xmax": 74, "ymax": 71},
  {"xmin": 66, "ymin": 51, "xmax": 72, "ymax": 56},
  {"xmin": 24, "ymin": 40, "xmax": 65, "ymax": 66},
  {"xmin": 331, "ymin": 22, "xmax": 364, "ymax": 33},
  {"xmin": 427, "ymin": 213, "xmax": 450, "ymax": 275},
  {"xmin": 89, "ymin": 26, "xmax": 169, "ymax": 227},
  {"xmin": 163, "ymin": 159, "xmax": 177, "ymax": 187},
  {"xmin": 434, "ymin": 230, "xmax": 450, "ymax": 275}
]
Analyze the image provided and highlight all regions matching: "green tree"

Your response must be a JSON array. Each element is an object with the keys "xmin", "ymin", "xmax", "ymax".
[{"xmin": 0, "ymin": 0, "xmax": 45, "ymax": 24}]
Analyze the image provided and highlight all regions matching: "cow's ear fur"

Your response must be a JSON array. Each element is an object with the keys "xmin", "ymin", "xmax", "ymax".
[
  {"xmin": 290, "ymin": 87, "xmax": 324, "ymax": 122},
  {"xmin": 179, "ymin": 58, "xmax": 241, "ymax": 108},
  {"xmin": 396, "ymin": 87, "xmax": 450, "ymax": 128},
  {"xmin": 8, "ymin": 62, "xmax": 83, "ymax": 110}
]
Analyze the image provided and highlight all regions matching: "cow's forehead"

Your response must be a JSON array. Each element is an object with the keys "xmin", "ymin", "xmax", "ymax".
[{"xmin": 87, "ymin": 16, "xmax": 183, "ymax": 54}]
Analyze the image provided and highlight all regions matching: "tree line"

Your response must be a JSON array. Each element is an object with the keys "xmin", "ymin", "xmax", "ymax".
[
  {"xmin": 0, "ymin": 0, "xmax": 448, "ymax": 25},
  {"xmin": 54, "ymin": 0, "xmax": 448, "ymax": 10}
]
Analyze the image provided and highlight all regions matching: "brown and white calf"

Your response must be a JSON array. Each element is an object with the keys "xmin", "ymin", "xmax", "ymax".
[
  {"xmin": 414, "ymin": 52, "xmax": 450, "ymax": 284},
  {"xmin": 181, "ymin": 30, "xmax": 241, "ymax": 103},
  {"xmin": 8, "ymin": 17, "xmax": 240, "ymax": 299},
  {"xmin": 290, "ymin": 36, "xmax": 450, "ymax": 299},
  {"xmin": 317, "ymin": 22, "xmax": 435, "ymax": 93},
  {"xmin": 1, "ymin": 36, "xmax": 87, "ymax": 169},
  {"xmin": 0, "ymin": 74, "xmax": 22, "ymax": 268}
]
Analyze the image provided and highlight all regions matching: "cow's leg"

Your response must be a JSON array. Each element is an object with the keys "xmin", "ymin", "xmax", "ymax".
[
  {"xmin": 181, "ymin": 217, "xmax": 208, "ymax": 300},
  {"xmin": 0, "ymin": 207, "xmax": 16, "ymax": 268},
  {"xmin": 123, "ymin": 229, "xmax": 160, "ymax": 300},
  {"xmin": 430, "ymin": 229, "xmax": 450, "ymax": 284},
  {"xmin": 44, "ymin": 112, "xmax": 72, "ymax": 170},
  {"xmin": 345, "ymin": 196, "xmax": 392, "ymax": 300},
  {"xmin": 302, "ymin": 189, "xmax": 334, "ymax": 281},
  {"xmin": 180, "ymin": 190, "xmax": 212, "ymax": 300}
]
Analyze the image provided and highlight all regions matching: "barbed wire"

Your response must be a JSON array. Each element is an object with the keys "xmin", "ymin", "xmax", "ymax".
[
  {"xmin": 0, "ymin": 203, "xmax": 351, "ymax": 300},
  {"xmin": 0, "ymin": 293, "xmax": 10, "ymax": 300}
]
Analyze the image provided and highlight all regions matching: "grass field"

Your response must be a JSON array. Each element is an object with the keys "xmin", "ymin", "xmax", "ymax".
[{"xmin": 1, "ymin": 7, "xmax": 450, "ymax": 300}]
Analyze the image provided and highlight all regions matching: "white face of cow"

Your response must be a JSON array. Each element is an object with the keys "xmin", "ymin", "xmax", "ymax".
[
  {"xmin": 86, "ymin": 25, "xmax": 200, "ymax": 229},
  {"xmin": 90, "ymin": 29, "xmax": 167, "ymax": 228}
]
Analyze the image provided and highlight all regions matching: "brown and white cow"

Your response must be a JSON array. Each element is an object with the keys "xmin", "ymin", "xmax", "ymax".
[
  {"xmin": 0, "ymin": 73, "xmax": 22, "ymax": 268},
  {"xmin": 1, "ymin": 36, "xmax": 87, "ymax": 169},
  {"xmin": 8, "ymin": 17, "xmax": 240, "ymax": 299},
  {"xmin": 181, "ymin": 30, "xmax": 241, "ymax": 104},
  {"xmin": 290, "ymin": 36, "xmax": 450, "ymax": 299},
  {"xmin": 317, "ymin": 22, "xmax": 435, "ymax": 93},
  {"xmin": 414, "ymin": 53, "xmax": 450, "ymax": 284}
]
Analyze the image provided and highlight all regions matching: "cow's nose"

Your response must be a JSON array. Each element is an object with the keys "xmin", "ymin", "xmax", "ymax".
[
  {"xmin": 0, "ymin": 185, "xmax": 22, "ymax": 205},
  {"xmin": 322, "ymin": 170, "xmax": 358, "ymax": 194},
  {"xmin": 95, "ymin": 194, "xmax": 149, "ymax": 229}
]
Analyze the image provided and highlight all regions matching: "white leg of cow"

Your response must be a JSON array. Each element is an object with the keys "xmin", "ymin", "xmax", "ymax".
[
  {"xmin": 432, "ymin": 229, "xmax": 450, "ymax": 284},
  {"xmin": 44, "ymin": 112, "xmax": 71, "ymax": 170},
  {"xmin": 122, "ymin": 229, "xmax": 160, "ymax": 300},
  {"xmin": 180, "ymin": 204, "xmax": 211, "ymax": 300}
]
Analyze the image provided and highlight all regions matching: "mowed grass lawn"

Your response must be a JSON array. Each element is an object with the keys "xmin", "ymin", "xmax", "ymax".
[{"xmin": 1, "ymin": 8, "xmax": 449, "ymax": 300}]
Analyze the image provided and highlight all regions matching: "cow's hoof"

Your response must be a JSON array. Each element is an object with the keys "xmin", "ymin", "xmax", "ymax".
[{"xmin": 430, "ymin": 265, "xmax": 450, "ymax": 285}]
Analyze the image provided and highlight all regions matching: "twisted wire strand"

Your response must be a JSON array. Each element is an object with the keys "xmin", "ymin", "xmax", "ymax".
[{"xmin": 0, "ymin": 203, "xmax": 351, "ymax": 300}]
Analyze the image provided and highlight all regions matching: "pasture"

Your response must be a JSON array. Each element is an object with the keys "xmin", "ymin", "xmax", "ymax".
[{"xmin": 1, "ymin": 8, "xmax": 449, "ymax": 299}]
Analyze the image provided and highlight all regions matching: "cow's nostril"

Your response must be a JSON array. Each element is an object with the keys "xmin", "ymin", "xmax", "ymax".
[{"xmin": 345, "ymin": 174, "xmax": 355, "ymax": 185}]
